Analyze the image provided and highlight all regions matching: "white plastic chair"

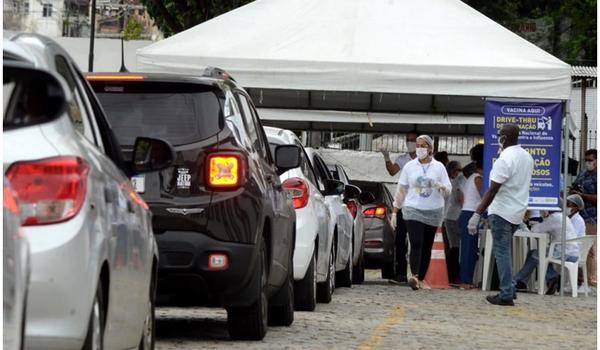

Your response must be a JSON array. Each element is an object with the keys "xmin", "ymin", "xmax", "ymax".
[{"xmin": 546, "ymin": 236, "xmax": 597, "ymax": 297}]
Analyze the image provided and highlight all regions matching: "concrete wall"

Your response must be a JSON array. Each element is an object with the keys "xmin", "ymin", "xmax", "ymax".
[{"xmin": 54, "ymin": 36, "xmax": 153, "ymax": 72}]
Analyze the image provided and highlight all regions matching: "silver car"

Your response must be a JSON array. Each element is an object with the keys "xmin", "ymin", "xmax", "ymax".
[
  {"xmin": 3, "ymin": 179, "xmax": 30, "ymax": 350},
  {"xmin": 4, "ymin": 33, "xmax": 174, "ymax": 349}
]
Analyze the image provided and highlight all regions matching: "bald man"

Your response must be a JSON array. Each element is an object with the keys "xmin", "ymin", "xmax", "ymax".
[{"xmin": 468, "ymin": 124, "xmax": 533, "ymax": 306}]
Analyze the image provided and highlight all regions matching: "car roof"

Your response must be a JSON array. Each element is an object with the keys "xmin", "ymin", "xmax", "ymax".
[
  {"xmin": 264, "ymin": 126, "xmax": 299, "ymax": 145},
  {"xmin": 86, "ymin": 70, "xmax": 239, "ymax": 90},
  {"xmin": 3, "ymin": 33, "xmax": 70, "ymax": 70}
]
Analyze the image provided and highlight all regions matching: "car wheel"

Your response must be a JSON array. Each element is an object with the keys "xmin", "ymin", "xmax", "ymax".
[
  {"xmin": 336, "ymin": 239, "xmax": 353, "ymax": 288},
  {"xmin": 381, "ymin": 246, "xmax": 397, "ymax": 279},
  {"xmin": 317, "ymin": 242, "xmax": 335, "ymax": 303},
  {"xmin": 83, "ymin": 283, "xmax": 104, "ymax": 350},
  {"xmin": 353, "ymin": 243, "xmax": 365, "ymax": 285},
  {"xmin": 138, "ymin": 274, "xmax": 156, "ymax": 350},
  {"xmin": 294, "ymin": 249, "xmax": 317, "ymax": 311},
  {"xmin": 227, "ymin": 237, "xmax": 268, "ymax": 340},
  {"xmin": 268, "ymin": 251, "xmax": 294, "ymax": 326}
]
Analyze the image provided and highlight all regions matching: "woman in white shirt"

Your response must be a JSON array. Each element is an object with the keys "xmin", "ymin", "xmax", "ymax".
[
  {"xmin": 395, "ymin": 135, "xmax": 452, "ymax": 290},
  {"xmin": 458, "ymin": 144, "xmax": 484, "ymax": 288}
]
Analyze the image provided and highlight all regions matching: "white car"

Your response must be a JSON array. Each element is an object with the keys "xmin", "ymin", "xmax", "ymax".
[
  {"xmin": 3, "ymin": 179, "xmax": 30, "ymax": 350},
  {"xmin": 305, "ymin": 148, "xmax": 355, "ymax": 290},
  {"xmin": 265, "ymin": 127, "xmax": 335, "ymax": 308},
  {"xmin": 4, "ymin": 33, "xmax": 174, "ymax": 349}
]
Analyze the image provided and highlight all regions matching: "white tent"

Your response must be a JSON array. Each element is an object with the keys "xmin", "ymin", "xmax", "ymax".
[{"xmin": 137, "ymin": 0, "xmax": 571, "ymax": 134}]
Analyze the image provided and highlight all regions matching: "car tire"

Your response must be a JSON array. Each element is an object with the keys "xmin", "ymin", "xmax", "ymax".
[
  {"xmin": 317, "ymin": 242, "xmax": 335, "ymax": 303},
  {"xmin": 268, "ymin": 251, "xmax": 294, "ymax": 326},
  {"xmin": 336, "ymin": 240, "xmax": 353, "ymax": 288},
  {"xmin": 352, "ymin": 243, "xmax": 365, "ymax": 285},
  {"xmin": 381, "ymin": 246, "xmax": 397, "ymax": 279},
  {"xmin": 138, "ymin": 273, "xmax": 156, "ymax": 350},
  {"xmin": 227, "ymin": 237, "xmax": 268, "ymax": 340},
  {"xmin": 294, "ymin": 249, "xmax": 317, "ymax": 311},
  {"xmin": 83, "ymin": 283, "xmax": 105, "ymax": 350}
]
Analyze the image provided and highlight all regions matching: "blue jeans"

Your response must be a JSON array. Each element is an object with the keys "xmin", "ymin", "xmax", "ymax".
[
  {"xmin": 489, "ymin": 214, "xmax": 519, "ymax": 300},
  {"xmin": 459, "ymin": 210, "xmax": 479, "ymax": 284},
  {"xmin": 513, "ymin": 250, "xmax": 578, "ymax": 284}
]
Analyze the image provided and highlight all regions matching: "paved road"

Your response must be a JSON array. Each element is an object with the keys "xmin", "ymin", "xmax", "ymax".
[{"xmin": 156, "ymin": 270, "xmax": 597, "ymax": 350}]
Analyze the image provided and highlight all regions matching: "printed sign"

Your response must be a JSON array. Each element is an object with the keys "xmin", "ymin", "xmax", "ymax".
[
  {"xmin": 177, "ymin": 168, "xmax": 191, "ymax": 189},
  {"xmin": 483, "ymin": 100, "xmax": 563, "ymax": 210}
]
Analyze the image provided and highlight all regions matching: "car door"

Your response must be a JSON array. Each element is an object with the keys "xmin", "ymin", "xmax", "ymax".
[
  {"xmin": 313, "ymin": 155, "xmax": 351, "ymax": 270},
  {"xmin": 66, "ymin": 56, "xmax": 149, "ymax": 348},
  {"xmin": 236, "ymin": 92, "xmax": 291, "ymax": 286}
]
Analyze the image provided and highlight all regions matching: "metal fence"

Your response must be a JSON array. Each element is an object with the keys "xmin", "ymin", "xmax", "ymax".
[{"xmin": 308, "ymin": 132, "xmax": 482, "ymax": 155}]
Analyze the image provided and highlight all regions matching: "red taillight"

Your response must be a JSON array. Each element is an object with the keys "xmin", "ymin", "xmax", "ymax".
[
  {"xmin": 206, "ymin": 152, "xmax": 245, "ymax": 190},
  {"xmin": 3, "ymin": 185, "xmax": 20, "ymax": 215},
  {"xmin": 6, "ymin": 157, "xmax": 89, "ymax": 226},
  {"xmin": 282, "ymin": 177, "xmax": 309, "ymax": 209},
  {"xmin": 363, "ymin": 206, "xmax": 386, "ymax": 218},
  {"xmin": 347, "ymin": 200, "xmax": 358, "ymax": 218}
]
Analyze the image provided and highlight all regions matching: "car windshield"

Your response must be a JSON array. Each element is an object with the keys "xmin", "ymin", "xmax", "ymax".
[
  {"xmin": 327, "ymin": 165, "xmax": 340, "ymax": 180},
  {"xmin": 96, "ymin": 84, "xmax": 222, "ymax": 146}
]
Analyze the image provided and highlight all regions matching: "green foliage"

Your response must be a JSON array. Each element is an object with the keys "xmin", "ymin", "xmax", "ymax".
[
  {"xmin": 140, "ymin": 0, "xmax": 253, "ymax": 37},
  {"xmin": 464, "ymin": 0, "xmax": 596, "ymax": 65},
  {"xmin": 123, "ymin": 16, "xmax": 144, "ymax": 41}
]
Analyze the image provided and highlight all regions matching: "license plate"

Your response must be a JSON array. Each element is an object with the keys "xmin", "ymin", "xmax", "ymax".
[{"xmin": 131, "ymin": 175, "xmax": 145, "ymax": 193}]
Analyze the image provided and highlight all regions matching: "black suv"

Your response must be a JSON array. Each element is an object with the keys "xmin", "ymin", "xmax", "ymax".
[{"xmin": 88, "ymin": 69, "xmax": 300, "ymax": 340}]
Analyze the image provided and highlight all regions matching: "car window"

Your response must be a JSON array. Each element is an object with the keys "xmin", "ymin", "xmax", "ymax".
[
  {"xmin": 340, "ymin": 166, "xmax": 351, "ymax": 183},
  {"xmin": 223, "ymin": 90, "xmax": 251, "ymax": 150},
  {"xmin": 94, "ymin": 82, "xmax": 222, "ymax": 146},
  {"xmin": 328, "ymin": 164, "xmax": 340, "ymax": 181},
  {"xmin": 54, "ymin": 55, "xmax": 94, "ymax": 142},
  {"xmin": 309, "ymin": 154, "xmax": 327, "ymax": 192},
  {"xmin": 247, "ymin": 99, "xmax": 274, "ymax": 164},
  {"xmin": 236, "ymin": 93, "xmax": 268, "ymax": 159},
  {"xmin": 382, "ymin": 186, "xmax": 393, "ymax": 207}
]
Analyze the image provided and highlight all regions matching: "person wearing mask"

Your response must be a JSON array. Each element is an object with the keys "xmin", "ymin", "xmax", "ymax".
[
  {"xmin": 458, "ymin": 144, "xmax": 483, "ymax": 288},
  {"xmin": 444, "ymin": 161, "xmax": 464, "ymax": 284},
  {"xmin": 382, "ymin": 131, "xmax": 417, "ymax": 283},
  {"xmin": 513, "ymin": 210, "xmax": 579, "ymax": 295},
  {"xmin": 571, "ymin": 149, "xmax": 597, "ymax": 286},
  {"xmin": 468, "ymin": 124, "xmax": 534, "ymax": 306},
  {"xmin": 567, "ymin": 194, "xmax": 586, "ymax": 237},
  {"xmin": 394, "ymin": 135, "xmax": 451, "ymax": 290}
]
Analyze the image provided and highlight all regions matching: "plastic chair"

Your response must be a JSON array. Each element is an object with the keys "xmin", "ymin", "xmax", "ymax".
[{"xmin": 546, "ymin": 236, "xmax": 597, "ymax": 297}]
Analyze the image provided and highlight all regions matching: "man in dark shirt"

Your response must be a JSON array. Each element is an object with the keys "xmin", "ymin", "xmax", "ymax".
[{"xmin": 572, "ymin": 149, "xmax": 597, "ymax": 286}]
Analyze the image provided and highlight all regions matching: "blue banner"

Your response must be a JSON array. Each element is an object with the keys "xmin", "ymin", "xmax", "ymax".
[{"xmin": 483, "ymin": 100, "xmax": 563, "ymax": 210}]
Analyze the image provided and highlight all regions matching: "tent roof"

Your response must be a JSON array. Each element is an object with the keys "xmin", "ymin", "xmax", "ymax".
[{"xmin": 137, "ymin": 0, "xmax": 571, "ymax": 100}]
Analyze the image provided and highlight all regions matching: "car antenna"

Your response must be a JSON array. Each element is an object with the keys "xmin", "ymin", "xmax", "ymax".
[{"xmin": 119, "ymin": 35, "xmax": 128, "ymax": 72}]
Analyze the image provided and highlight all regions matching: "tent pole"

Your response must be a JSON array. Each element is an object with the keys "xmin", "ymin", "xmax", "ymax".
[{"xmin": 560, "ymin": 102, "xmax": 569, "ymax": 296}]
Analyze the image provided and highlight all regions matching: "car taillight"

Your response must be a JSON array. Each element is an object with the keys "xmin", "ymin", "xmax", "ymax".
[
  {"xmin": 347, "ymin": 200, "xmax": 358, "ymax": 218},
  {"xmin": 282, "ymin": 177, "xmax": 309, "ymax": 209},
  {"xmin": 3, "ymin": 185, "xmax": 20, "ymax": 215},
  {"xmin": 363, "ymin": 206, "xmax": 386, "ymax": 218},
  {"xmin": 6, "ymin": 157, "xmax": 89, "ymax": 226},
  {"xmin": 206, "ymin": 152, "xmax": 245, "ymax": 190}
]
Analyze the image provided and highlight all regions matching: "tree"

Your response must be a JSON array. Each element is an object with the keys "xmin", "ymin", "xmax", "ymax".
[
  {"xmin": 140, "ymin": 0, "xmax": 253, "ymax": 37},
  {"xmin": 463, "ymin": 0, "xmax": 596, "ymax": 65},
  {"xmin": 123, "ymin": 16, "xmax": 144, "ymax": 41}
]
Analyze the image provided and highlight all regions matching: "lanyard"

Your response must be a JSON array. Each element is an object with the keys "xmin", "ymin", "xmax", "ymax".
[{"xmin": 421, "ymin": 163, "xmax": 431, "ymax": 176}]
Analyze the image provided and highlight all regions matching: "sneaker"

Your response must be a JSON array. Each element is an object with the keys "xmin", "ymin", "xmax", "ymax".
[
  {"xmin": 486, "ymin": 294, "xmax": 514, "ymax": 306},
  {"xmin": 515, "ymin": 280, "xmax": 528, "ymax": 291},
  {"xmin": 388, "ymin": 276, "xmax": 407, "ymax": 285},
  {"xmin": 419, "ymin": 280, "xmax": 431, "ymax": 290},
  {"xmin": 546, "ymin": 276, "xmax": 560, "ymax": 295},
  {"xmin": 408, "ymin": 276, "xmax": 419, "ymax": 290}
]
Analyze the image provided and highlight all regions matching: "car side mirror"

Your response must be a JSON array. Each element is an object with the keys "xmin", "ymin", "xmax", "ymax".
[
  {"xmin": 275, "ymin": 145, "xmax": 301, "ymax": 175},
  {"xmin": 131, "ymin": 137, "xmax": 175, "ymax": 173},
  {"xmin": 324, "ymin": 179, "xmax": 345, "ymax": 196},
  {"xmin": 3, "ymin": 63, "xmax": 68, "ymax": 130},
  {"xmin": 344, "ymin": 184, "xmax": 361, "ymax": 200},
  {"xmin": 359, "ymin": 192, "xmax": 376, "ymax": 205}
]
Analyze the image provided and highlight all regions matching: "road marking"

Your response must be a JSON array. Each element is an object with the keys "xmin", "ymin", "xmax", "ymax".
[{"xmin": 358, "ymin": 305, "xmax": 404, "ymax": 350}]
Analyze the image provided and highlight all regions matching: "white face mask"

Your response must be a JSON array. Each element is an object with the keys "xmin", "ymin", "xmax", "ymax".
[
  {"xmin": 407, "ymin": 141, "xmax": 417, "ymax": 153},
  {"xmin": 416, "ymin": 147, "xmax": 429, "ymax": 160},
  {"xmin": 586, "ymin": 161, "xmax": 595, "ymax": 171},
  {"xmin": 498, "ymin": 135, "xmax": 506, "ymax": 151}
]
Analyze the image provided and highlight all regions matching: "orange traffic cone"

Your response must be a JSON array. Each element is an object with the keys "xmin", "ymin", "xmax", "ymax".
[{"xmin": 424, "ymin": 228, "xmax": 450, "ymax": 289}]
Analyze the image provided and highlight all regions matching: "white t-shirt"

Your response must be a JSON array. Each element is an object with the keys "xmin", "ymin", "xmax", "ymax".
[
  {"xmin": 570, "ymin": 212, "xmax": 586, "ymax": 237},
  {"xmin": 488, "ymin": 145, "xmax": 534, "ymax": 225},
  {"xmin": 532, "ymin": 212, "xmax": 579, "ymax": 257},
  {"xmin": 394, "ymin": 153, "xmax": 413, "ymax": 170},
  {"xmin": 445, "ymin": 174, "xmax": 465, "ymax": 220},
  {"xmin": 398, "ymin": 158, "xmax": 452, "ymax": 211},
  {"xmin": 462, "ymin": 173, "xmax": 482, "ymax": 212},
  {"xmin": 392, "ymin": 153, "xmax": 415, "ymax": 209}
]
